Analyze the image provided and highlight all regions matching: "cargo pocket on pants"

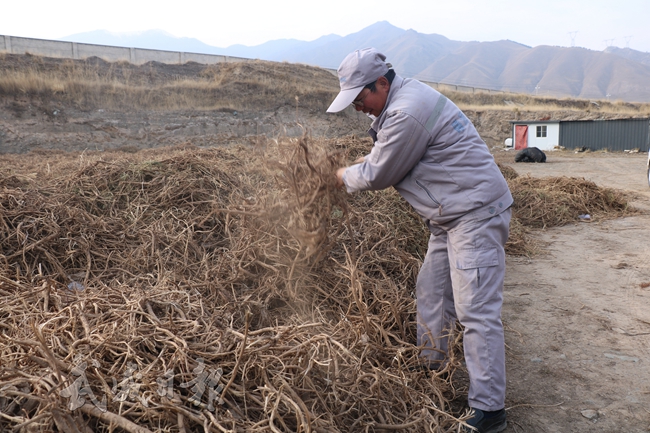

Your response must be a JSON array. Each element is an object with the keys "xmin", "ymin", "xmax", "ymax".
[{"xmin": 453, "ymin": 247, "xmax": 499, "ymax": 306}]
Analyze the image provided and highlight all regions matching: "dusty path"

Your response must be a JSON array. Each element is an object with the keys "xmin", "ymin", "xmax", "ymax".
[{"xmin": 498, "ymin": 152, "xmax": 650, "ymax": 432}]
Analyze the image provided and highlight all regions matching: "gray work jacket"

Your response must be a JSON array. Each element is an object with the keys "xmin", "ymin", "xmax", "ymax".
[{"xmin": 343, "ymin": 75, "xmax": 513, "ymax": 225}]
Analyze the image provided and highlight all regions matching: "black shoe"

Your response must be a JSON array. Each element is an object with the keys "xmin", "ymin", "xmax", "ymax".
[{"xmin": 463, "ymin": 408, "xmax": 507, "ymax": 433}]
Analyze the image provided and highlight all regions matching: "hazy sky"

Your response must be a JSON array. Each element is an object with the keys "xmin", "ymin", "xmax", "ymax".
[{"xmin": 2, "ymin": 0, "xmax": 649, "ymax": 52}]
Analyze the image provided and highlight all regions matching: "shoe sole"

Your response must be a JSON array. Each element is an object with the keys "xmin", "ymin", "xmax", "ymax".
[
  {"xmin": 486, "ymin": 420, "xmax": 507, "ymax": 433},
  {"xmin": 466, "ymin": 421, "xmax": 507, "ymax": 433}
]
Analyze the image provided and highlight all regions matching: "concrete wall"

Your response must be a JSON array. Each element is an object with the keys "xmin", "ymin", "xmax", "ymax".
[
  {"xmin": 0, "ymin": 34, "xmax": 250, "ymax": 66},
  {"xmin": 76, "ymin": 42, "xmax": 131, "ymax": 62},
  {"xmin": 3, "ymin": 35, "xmax": 78, "ymax": 58},
  {"xmin": 0, "ymin": 34, "xmax": 503, "ymax": 95}
]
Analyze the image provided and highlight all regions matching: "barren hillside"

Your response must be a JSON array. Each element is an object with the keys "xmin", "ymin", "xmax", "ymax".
[{"xmin": 1, "ymin": 53, "xmax": 649, "ymax": 154}]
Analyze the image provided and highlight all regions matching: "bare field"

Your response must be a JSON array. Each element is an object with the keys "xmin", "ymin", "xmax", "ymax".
[{"xmin": 499, "ymin": 151, "xmax": 650, "ymax": 432}]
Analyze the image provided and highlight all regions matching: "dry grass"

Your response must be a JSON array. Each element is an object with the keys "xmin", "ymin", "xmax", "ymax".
[
  {"xmin": 509, "ymin": 175, "xmax": 634, "ymax": 229},
  {"xmin": 447, "ymin": 89, "xmax": 650, "ymax": 117},
  {"xmin": 0, "ymin": 54, "xmax": 338, "ymax": 112},
  {"xmin": 0, "ymin": 137, "xmax": 465, "ymax": 432},
  {"xmin": 2, "ymin": 53, "xmax": 650, "ymax": 116},
  {"xmin": 497, "ymin": 163, "xmax": 636, "ymax": 256}
]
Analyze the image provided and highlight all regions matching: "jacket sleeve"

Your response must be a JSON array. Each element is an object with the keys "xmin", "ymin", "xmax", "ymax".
[{"xmin": 342, "ymin": 111, "xmax": 429, "ymax": 193}]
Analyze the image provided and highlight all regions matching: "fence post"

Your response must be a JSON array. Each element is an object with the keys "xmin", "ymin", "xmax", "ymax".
[
  {"xmin": 5, "ymin": 35, "xmax": 12, "ymax": 54},
  {"xmin": 72, "ymin": 42, "xmax": 79, "ymax": 59},
  {"xmin": 130, "ymin": 47, "xmax": 136, "ymax": 63}
]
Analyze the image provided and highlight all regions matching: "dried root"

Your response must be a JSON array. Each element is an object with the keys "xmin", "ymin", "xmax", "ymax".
[{"xmin": 0, "ymin": 135, "xmax": 632, "ymax": 431}]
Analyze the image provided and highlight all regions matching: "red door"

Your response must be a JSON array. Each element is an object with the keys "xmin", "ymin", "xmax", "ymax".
[{"xmin": 515, "ymin": 125, "xmax": 528, "ymax": 150}]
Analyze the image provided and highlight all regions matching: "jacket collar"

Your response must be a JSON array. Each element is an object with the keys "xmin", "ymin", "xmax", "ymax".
[{"xmin": 370, "ymin": 74, "xmax": 404, "ymax": 131}]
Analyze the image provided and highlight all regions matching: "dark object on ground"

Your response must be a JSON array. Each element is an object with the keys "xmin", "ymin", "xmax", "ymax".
[
  {"xmin": 515, "ymin": 147, "xmax": 547, "ymax": 163},
  {"xmin": 463, "ymin": 408, "xmax": 507, "ymax": 432}
]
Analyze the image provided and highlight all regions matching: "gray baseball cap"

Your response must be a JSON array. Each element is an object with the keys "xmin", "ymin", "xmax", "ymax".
[{"xmin": 326, "ymin": 48, "xmax": 389, "ymax": 113}]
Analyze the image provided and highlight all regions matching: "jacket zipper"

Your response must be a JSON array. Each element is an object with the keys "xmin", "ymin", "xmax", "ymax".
[{"xmin": 415, "ymin": 180, "xmax": 443, "ymax": 216}]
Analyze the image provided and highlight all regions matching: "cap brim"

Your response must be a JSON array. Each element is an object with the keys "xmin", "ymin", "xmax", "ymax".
[{"xmin": 326, "ymin": 86, "xmax": 364, "ymax": 113}]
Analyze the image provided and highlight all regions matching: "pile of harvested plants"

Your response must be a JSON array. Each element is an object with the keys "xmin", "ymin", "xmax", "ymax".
[{"xmin": 0, "ymin": 136, "xmax": 634, "ymax": 432}]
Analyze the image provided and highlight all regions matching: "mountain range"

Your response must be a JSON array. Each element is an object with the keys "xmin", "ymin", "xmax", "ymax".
[{"xmin": 61, "ymin": 22, "xmax": 650, "ymax": 102}]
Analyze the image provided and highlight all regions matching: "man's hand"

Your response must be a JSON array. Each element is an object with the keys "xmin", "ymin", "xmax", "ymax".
[
  {"xmin": 336, "ymin": 157, "xmax": 364, "ymax": 189},
  {"xmin": 335, "ymin": 167, "xmax": 347, "ymax": 188}
]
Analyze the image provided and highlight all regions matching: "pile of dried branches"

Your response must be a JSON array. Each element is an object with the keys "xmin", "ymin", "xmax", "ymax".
[
  {"xmin": 0, "ymin": 136, "xmax": 634, "ymax": 432},
  {"xmin": 509, "ymin": 175, "xmax": 633, "ymax": 228},
  {"xmin": 0, "ymin": 137, "xmax": 463, "ymax": 433},
  {"xmin": 497, "ymin": 163, "xmax": 634, "ymax": 256}
]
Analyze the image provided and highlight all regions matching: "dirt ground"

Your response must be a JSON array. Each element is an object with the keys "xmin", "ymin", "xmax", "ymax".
[{"xmin": 496, "ymin": 151, "xmax": 650, "ymax": 433}]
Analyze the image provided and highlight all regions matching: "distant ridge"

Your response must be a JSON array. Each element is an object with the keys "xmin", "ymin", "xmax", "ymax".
[
  {"xmin": 61, "ymin": 23, "xmax": 650, "ymax": 102},
  {"xmin": 61, "ymin": 29, "xmax": 225, "ymax": 55},
  {"xmin": 604, "ymin": 46, "xmax": 650, "ymax": 67}
]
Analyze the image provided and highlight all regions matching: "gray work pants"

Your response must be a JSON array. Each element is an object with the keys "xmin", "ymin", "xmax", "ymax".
[{"xmin": 416, "ymin": 208, "xmax": 511, "ymax": 411}]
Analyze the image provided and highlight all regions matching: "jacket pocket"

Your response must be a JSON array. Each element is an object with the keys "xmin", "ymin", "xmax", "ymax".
[
  {"xmin": 453, "ymin": 247, "xmax": 499, "ymax": 305},
  {"xmin": 415, "ymin": 179, "xmax": 442, "ymax": 215}
]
